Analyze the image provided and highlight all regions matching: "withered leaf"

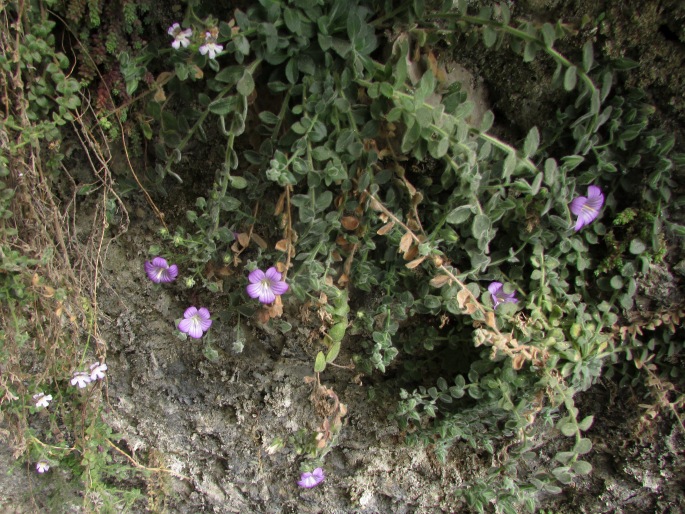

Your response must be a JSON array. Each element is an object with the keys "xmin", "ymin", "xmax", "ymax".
[
  {"xmin": 275, "ymin": 239, "xmax": 289, "ymax": 252},
  {"xmin": 405, "ymin": 256, "xmax": 426, "ymax": 269},
  {"xmin": 485, "ymin": 311, "xmax": 497, "ymax": 329},
  {"xmin": 429, "ymin": 274, "xmax": 451, "ymax": 288},
  {"xmin": 341, "ymin": 216, "xmax": 360, "ymax": 231},
  {"xmin": 399, "ymin": 231, "xmax": 413, "ymax": 254},
  {"xmin": 251, "ymin": 232, "xmax": 268, "ymax": 250},
  {"xmin": 377, "ymin": 221, "xmax": 395, "ymax": 235},
  {"xmin": 237, "ymin": 232, "xmax": 250, "ymax": 247}
]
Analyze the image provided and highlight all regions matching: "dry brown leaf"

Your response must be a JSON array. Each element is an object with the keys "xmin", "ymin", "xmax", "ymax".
[
  {"xmin": 405, "ymin": 256, "xmax": 426, "ymax": 269},
  {"xmin": 369, "ymin": 197, "xmax": 383, "ymax": 211},
  {"xmin": 341, "ymin": 216, "xmax": 360, "ymax": 231},
  {"xmin": 399, "ymin": 232, "xmax": 413, "ymax": 254},
  {"xmin": 377, "ymin": 221, "xmax": 395, "ymax": 235},
  {"xmin": 429, "ymin": 274, "xmax": 451, "ymax": 288},
  {"xmin": 156, "ymin": 71, "xmax": 173, "ymax": 84},
  {"xmin": 153, "ymin": 87, "xmax": 166, "ymax": 102},
  {"xmin": 512, "ymin": 354, "xmax": 526, "ymax": 370},
  {"xmin": 464, "ymin": 302, "xmax": 478, "ymax": 315},
  {"xmin": 485, "ymin": 311, "xmax": 497, "ymax": 330},
  {"xmin": 403, "ymin": 244, "xmax": 419, "ymax": 261},
  {"xmin": 456, "ymin": 289, "xmax": 471, "ymax": 309},
  {"xmin": 275, "ymin": 262, "xmax": 287, "ymax": 273},
  {"xmin": 274, "ymin": 192, "xmax": 285, "ymax": 216},
  {"xmin": 237, "ymin": 232, "xmax": 250, "ymax": 247},
  {"xmin": 251, "ymin": 232, "xmax": 268, "ymax": 249},
  {"xmin": 275, "ymin": 239, "xmax": 289, "ymax": 252},
  {"xmin": 337, "ymin": 273, "xmax": 349, "ymax": 286},
  {"xmin": 331, "ymin": 251, "xmax": 343, "ymax": 262}
]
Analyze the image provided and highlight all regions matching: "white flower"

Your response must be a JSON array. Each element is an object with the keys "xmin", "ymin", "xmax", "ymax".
[
  {"xmin": 33, "ymin": 392, "xmax": 53, "ymax": 408},
  {"xmin": 70, "ymin": 371, "xmax": 92, "ymax": 389},
  {"xmin": 36, "ymin": 461, "xmax": 50, "ymax": 473},
  {"xmin": 199, "ymin": 32, "xmax": 223, "ymax": 59},
  {"xmin": 89, "ymin": 362, "xmax": 108, "ymax": 381},
  {"xmin": 167, "ymin": 22, "xmax": 192, "ymax": 50}
]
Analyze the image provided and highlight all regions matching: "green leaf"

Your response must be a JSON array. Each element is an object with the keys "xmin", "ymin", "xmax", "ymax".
[
  {"xmin": 258, "ymin": 111, "xmax": 280, "ymax": 125},
  {"xmin": 558, "ymin": 419, "xmax": 577, "ymax": 437},
  {"xmin": 523, "ymin": 127, "xmax": 540, "ymax": 157},
  {"xmin": 314, "ymin": 351, "xmax": 326, "ymax": 372},
  {"xmin": 326, "ymin": 341, "xmax": 341, "ymax": 363},
  {"xmin": 209, "ymin": 98, "xmax": 237, "ymax": 116},
  {"xmin": 503, "ymin": 151, "xmax": 517, "ymax": 179},
  {"xmin": 582, "ymin": 41, "xmax": 594, "ymax": 72},
  {"xmin": 572, "ymin": 460, "xmax": 593, "ymax": 475},
  {"xmin": 483, "ymin": 26, "xmax": 497, "ymax": 48},
  {"xmin": 472, "ymin": 214, "xmax": 491, "ymax": 237},
  {"xmin": 541, "ymin": 23, "xmax": 556, "ymax": 47},
  {"xmin": 215, "ymin": 65, "xmax": 243, "ymax": 84},
  {"xmin": 480, "ymin": 110, "xmax": 494, "ymax": 132},
  {"xmin": 629, "ymin": 239, "xmax": 646, "ymax": 254},
  {"xmin": 573, "ymin": 437, "xmax": 593, "ymax": 455},
  {"xmin": 564, "ymin": 66, "xmax": 578, "ymax": 91},
  {"xmin": 610, "ymin": 275, "xmax": 624, "ymax": 290},
  {"xmin": 577, "ymin": 415, "xmax": 594, "ymax": 431},
  {"xmin": 283, "ymin": 7, "xmax": 301, "ymax": 34},
  {"xmin": 229, "ymin": 176, "xmax": 248, "ymax": 189},
  {"xmin": 237, "ymin": 70, "xmax": 255, "ymax": 96},
  {"xmin": 328, "ymin": 322, "xmax": 346, "ymax": 342},
  {"xmin": 446, "ymin": 205, "xmax": 473, "ymax": 225}
]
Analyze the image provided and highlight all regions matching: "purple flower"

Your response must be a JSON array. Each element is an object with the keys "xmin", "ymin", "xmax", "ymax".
[
  {"xmin": 36, "ymin": 461, "xmax": 50, "ymax": 473},
  {"xmin": 89, "ymin": 362, "xmax": 108, "ymax": 381},
  {"xmin": 199, "ymin": 32, "xmax": 223, "ymax": 59},
  {"xmin": 178, "ymin": 306, "xmax": 212, "ymax": 339},
  {"xmin": 145, "ymin": 257, "xmax": 179, "ymax": 283},
  {"xmin": 297, "ymin": 467, "xmax": 325, "ymax": 488},
  {"xmin": 168, "ymin": 23, "xmax": 192, "ymax": 50},
  {"xmin": 570, "ymin": 185, "xmax": 604, "ymax": 231},
  {"xmin": 33, "ymin": 392, "xmax": 52, "ymax": 408},
  {"xmin": 70, "ymin": 371, "xmax": 92, "ymax": 389},
  {"xmin": 488, "ymin": 281, "xmax": 518, "ymax": 309},
  {"xmin": 246, "ymin": 267, "xmax": 289, "ymax": 304}
]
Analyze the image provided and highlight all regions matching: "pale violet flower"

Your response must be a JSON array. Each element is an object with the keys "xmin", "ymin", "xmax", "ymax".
[
  {"xmin": 246, "ymin": 267, "xmax": 289, "ymax": 304},
  {"xmin": 168, "ymin": 23, "xmax": 192, "ymax": 50},
  {"xmin": 570, "ymin": 185, "xmax": 604, "ymax": 231},
  {"xmin": 144, "ymin": 257, "xmax": 179, "ymax": 283},
  {"xmin": 33, "ymin": 392, "xmax": 53, "ymax": 408},
  {"xmin": 488, "ymin": 282, "xmax": 518, "ymax": 309},
  {"xmin": 70, "ymin": 371, "xmax": 92, "ymax": 389},
  {"xmin": 297, "ymin": 467, "xmax": 325, "ymax": 488},
  {"xmin": 199, "ymin": 32, "xmax": 223, "ymax": 59},
  {"xmin": 89, "ymin": 362, "xmax": 108, "ymax": 381},
  {"xmin": 36, "ymin": 461, "xmax": 50, "ymax": 473},
  {"xmin": 178, "ymin": 306, "xmax": 212, "ymax": 339}
]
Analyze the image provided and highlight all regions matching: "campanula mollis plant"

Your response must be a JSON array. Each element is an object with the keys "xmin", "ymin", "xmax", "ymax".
[
  {"xmin": 127, "ymin": 0, "xmax": 685, "ymax": 511},
  {"xmin": 2, "ymin": 0, "xmax": 683, "ymax": 512}
]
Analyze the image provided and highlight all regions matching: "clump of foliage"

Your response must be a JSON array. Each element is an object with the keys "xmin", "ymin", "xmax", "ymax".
[{"xmin": 2, "ymin": 0, "xmax": 683, "ymax": 511}]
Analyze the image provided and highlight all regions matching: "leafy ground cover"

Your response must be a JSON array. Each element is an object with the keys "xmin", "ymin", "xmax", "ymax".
[{"xmin": 1, "ymin": 0, "xmax": 683, "ymax": 512}]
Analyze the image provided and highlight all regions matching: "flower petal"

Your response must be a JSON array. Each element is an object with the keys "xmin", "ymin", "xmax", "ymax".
[
  {"xmin": 248, "ymin": 269, "xmax": 265, "ymax": 284},
  {"xmin": 569, "ymin": 196, "xmax": 586, "ymax": 216},
  {"xmin": 270, "ymin": 281, "xmax": 289, "ymax": 295},
  {"xmin": 187, "ymin": 319, "xmax": 203, "ymax": 338},
  {"xmin": 152, "ymin": 257, "xmax": 168, "ymax": 268},
  {"xmin": 488, "ymin": 282, "xmax": 503, "ymax": 295},
  {"xmin": 259, "ymin": 288, "xmax": 276, "ymax": 304},
  {"xmin": 265, "ymin": 267, "xmax": 282, "ymax": 281},
  {"xmin": 167, "ymin": 265, "xmax": 179, "ymax": 280},
  {"xmin": 183, "ymin": 306, "xmax": 198, "ymax": 318},
  {"xmin": 197, "ymin": 307, "xmax": 211, "ymax": 321},
  {"xmin": 587, "ymin": 185, "xmax": 603, "ymax": 200},
  {"xmin": 178, "ymin": 318, "xmax": 193, "ymax": 334},
  {"xmin": 247, "ymin": 282, "xmax": 263, "ymax": 299},
  {"xmin": 199, "ymin": 318, "xmax": 212, "ymax": 332}
]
